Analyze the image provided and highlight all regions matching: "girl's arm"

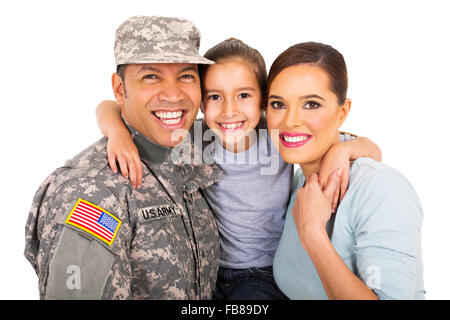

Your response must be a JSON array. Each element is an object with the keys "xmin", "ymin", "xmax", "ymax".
[
  {"xmin": 96, "ymin": 100, "xmax": 142, "ymax": 188},
  {"xmin": 319, "ymin": 136, "xmax": 382, "ymax": 212},
  {"xmin": 292, "ymin": 170, "xmax": 378, "ymax": 300}
]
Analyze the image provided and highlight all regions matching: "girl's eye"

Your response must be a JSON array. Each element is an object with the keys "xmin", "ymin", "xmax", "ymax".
[
  {"xmin": 304, "ymin": 101, "xmax": 321, "ymax": 109},
  {"xmin": 207, "ymin": 94, "xmax": 221, "ymax": 101},
  {"xmin": 270, "ymin": 101, "xmax": 285, "ymax": 110},
  {"xmin": 238, "ymin": 93, "xmax": 250, "ymax": 99}
]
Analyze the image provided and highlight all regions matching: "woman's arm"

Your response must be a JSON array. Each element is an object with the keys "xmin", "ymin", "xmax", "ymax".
[
  {"xmin": 319, "ymin": 136, "xmax": 382, "ymax": 211},
  {"xmin": 96, "ymin": 100, "xmax": 142, "ymax": 188},
  {"xmin": 292, "ymin": 171, "xmax": 378, "ymax": 300},
  {"xmin": 301, "ymin": 226, "xmax": 379, "ymax": 300}
]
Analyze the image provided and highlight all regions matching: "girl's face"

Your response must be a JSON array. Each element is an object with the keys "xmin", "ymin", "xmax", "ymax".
[
  {"xmin": 267, "ymin": 64, "xmax": 350, "ymax": 164},
  {"xmin": 202, "ymin": 59, "xmax": 262, "ymax": 152}
]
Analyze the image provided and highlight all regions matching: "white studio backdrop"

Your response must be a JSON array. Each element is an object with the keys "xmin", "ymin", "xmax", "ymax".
[{"xmin": 0, "ymin": 0, "xmax": 449, "ymax": 299}]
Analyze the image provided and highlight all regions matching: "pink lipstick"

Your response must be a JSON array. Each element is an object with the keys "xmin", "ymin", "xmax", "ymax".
[{"xmin": 279, "ymin": 132, "xmax": 312, "ymax": 148}]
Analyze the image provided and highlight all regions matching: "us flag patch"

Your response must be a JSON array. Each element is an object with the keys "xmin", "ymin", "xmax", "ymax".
[{"xmin": 65, "ymin": 199, "xmax": 121, "ymax": 246}]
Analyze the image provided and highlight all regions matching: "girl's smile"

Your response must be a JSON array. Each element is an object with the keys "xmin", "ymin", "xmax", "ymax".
[
  {"xmin": 218, "ymin": 120, "xmax": 246, "ymax": 131},
  {"xmin": 202, "ymin": 58, "xmax": 262, "ymax": 153}
]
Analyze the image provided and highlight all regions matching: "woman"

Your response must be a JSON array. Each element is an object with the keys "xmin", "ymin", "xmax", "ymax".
[{"xmin": 268, "ymin": 42, "xmax": 425, "ymax": 299}]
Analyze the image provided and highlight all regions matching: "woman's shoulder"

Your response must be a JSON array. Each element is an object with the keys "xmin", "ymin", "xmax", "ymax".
[
  {"xmin": 345, "ymin": 158, "xmax": 423, "ymax": 226},
  {"xmin": 349, "ymin": 157, "xmax": 413, "ymax": 187}
]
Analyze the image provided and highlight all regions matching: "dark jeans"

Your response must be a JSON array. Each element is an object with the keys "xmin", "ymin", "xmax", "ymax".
[{"xmin": 213, "ymin": 266, "xmax": 289, "ymax": 300}]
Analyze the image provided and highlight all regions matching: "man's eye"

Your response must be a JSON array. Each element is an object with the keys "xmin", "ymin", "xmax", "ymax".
[
  {"xmin": 180, "ymin": 74, "xmax": 195, "ymax": 81},
  {"xmin": 143, "ymin": 74, "xmax": 158, "ymax": 80},
  {"xmin": 304, "ymin": 101, "xmax": 321, "ymax": 109},
  {"xmin": 270, "ymin": 101, "xmax": 285, "ymax": 109},
  {"xmin": 238, "ymin": 93, "xmax": 250, "ymax": 99}
]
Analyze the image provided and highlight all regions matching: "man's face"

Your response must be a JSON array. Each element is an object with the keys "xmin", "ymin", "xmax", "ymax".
[{"xmin": 113, "ymin": 63, "xmax": 202, "ymax": 147}]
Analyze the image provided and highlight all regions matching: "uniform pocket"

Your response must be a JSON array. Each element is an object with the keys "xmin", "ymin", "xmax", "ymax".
[
  {"xmin": 45, "ymin": 227, "xmax": 116, "ymax": 299},
  {"xmin": 131, "ymin": 217, "xmax": 190, "ymax": 299}
]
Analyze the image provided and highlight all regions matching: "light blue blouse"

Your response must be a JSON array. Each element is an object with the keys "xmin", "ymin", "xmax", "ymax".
[{"xmin": 273, "ymin": 158, "xmax": 425, "ymax": 300}]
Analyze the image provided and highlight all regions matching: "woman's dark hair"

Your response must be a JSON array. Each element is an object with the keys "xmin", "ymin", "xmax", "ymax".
[
  {"xmin": 267, "ymin": 42, "xmax": 348, "ymax": 106},
  {"xmin": 200, "ymin": 38, "xmax": 267, "ymax": 108}
]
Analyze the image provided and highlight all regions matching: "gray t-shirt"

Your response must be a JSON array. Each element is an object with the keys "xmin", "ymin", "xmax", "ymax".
[{"xmin": 203, "ymin": 122, "xmax": 293, "ymax": 269}]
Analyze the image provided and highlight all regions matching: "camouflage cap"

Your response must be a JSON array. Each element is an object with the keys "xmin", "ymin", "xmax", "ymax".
[{"xmin": 114, "ymin": 16, "xmax": 214, "ymax": 66}]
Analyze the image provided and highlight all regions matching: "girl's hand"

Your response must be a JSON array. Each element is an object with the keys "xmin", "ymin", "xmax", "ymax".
[
  {"xmin": 319, "ymin": 142, "xmax": 351, "ymax": 212},
  {"xmin": 293, "ymin": 169, "xmax": 343, "ymax": 249},
  {"xmin": 107, "ymin": 130, "xmax": 142, "ymax": 188}
]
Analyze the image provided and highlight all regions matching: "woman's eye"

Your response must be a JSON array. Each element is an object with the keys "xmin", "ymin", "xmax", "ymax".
[
  {"xmin": 238, "ymin": 93, "xmax": 250, "ymax": 99},
  {"xmin": 304, "ymin": 101, "xmax": 321, "ymax": 109},
  {"xmin": 270, "ymin": 101, "xmax": 285, "ymax": 109}
]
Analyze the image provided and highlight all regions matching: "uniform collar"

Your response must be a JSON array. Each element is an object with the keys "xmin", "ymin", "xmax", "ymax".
[
  {"xmin": 124, "ymin": 118, "xmax": 223, "ymax": 189},
  {"xmin": 125, "ymin": 122, "xmax": 172, "ymax": 164}
]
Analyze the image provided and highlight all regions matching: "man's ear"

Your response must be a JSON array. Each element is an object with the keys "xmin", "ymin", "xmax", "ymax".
[
  {"xmin": 112, "ymin": 73, "xmax": 125, "ymax": 107},
  {"xmin": 338, "ymin": 98, "xmax": 351, "ymax": 128}
]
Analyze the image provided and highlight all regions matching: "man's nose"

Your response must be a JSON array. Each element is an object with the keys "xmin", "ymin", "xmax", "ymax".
[{"xmin": 159, "ymin": 79, "xmax": 183, "ymax": 103}]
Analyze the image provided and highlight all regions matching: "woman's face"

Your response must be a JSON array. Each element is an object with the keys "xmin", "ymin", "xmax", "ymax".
[{"xmin": 267, "ymin": 64, "xmax": 350, "ymax": 164}]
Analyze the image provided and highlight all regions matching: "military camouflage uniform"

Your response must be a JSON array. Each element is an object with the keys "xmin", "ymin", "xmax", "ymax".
[{"xmin": 25, "ymin": 123, "xmax": 222, "ymax": 299}]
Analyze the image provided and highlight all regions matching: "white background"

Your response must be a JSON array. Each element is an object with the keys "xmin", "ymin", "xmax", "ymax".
[{"xmin": 1, "ymin": 0, "xmax": 449, "ymax": 299}]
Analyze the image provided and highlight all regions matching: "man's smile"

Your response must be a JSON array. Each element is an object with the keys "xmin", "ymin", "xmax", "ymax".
[{"xmin": 152, "ymin": 109, "xmax": 187, "ymax": 128}]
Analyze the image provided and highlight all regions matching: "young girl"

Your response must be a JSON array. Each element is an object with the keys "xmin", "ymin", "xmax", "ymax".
[
  {"xmin": 96, "ymin": 38, "xmax": 382, "ymax": 299},
  {"xmin": 268, "ymin": 42, "xmax": 425, "ymax": 299}
]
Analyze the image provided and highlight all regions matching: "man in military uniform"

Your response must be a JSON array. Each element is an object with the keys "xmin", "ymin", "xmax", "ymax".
[{"xmin": 24, "ymin": 16, "xmax": 222, "ymax": 299}]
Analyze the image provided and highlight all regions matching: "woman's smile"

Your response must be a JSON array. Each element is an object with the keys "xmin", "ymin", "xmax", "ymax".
[{"xmin": 279, "ymin": 132, "xmax": 312, "ymax": 148}]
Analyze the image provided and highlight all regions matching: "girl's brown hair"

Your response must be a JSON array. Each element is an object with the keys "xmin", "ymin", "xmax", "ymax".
[
  {"xmin": 267, "ymin": 42, "xmax": 348, "ymax": 106},
  {"xmin": 200, "ymin": 38, "xmax": 267, "ymax": 108}
]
